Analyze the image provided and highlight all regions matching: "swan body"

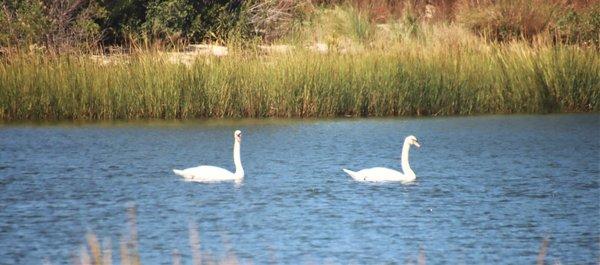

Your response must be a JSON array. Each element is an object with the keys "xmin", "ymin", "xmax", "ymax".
[
  {"xmin": 343, "ymin": 135, "xmax": 420, "ymax": 183},
  {"xmin": 173, "ymin": 166, "xmax": 237, "ymax": 182},
  {"xmin": 343, "ymin": 167, "xmax": 412, "ymax": 182},
  {"xmin": 173, "ymin": 130, "xmax": 244, "ymax": 183}
]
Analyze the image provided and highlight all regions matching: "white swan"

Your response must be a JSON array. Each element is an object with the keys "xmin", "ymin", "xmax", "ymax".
[
  {"xmin": 343, "ymin": 135, "xmax": 420, "ymax": 182},
  {"xmin": 173, "ymin": 130, "xmax": 244, "ymax": 183}
]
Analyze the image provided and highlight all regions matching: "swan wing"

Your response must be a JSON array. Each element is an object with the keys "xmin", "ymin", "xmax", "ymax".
[
  {"xmin": 173, "ymin": 165, "xmax": 235, "ymax": 182},
  {"xmin": 343, "ymin": 168, "xmax": 363, "ymax": 181},
  {"xmin": 351, "ymin": 167, "xmax": 411, "ymax": 182}
]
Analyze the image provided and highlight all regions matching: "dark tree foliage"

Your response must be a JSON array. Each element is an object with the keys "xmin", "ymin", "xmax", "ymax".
[
  {"xmin": 100, "ymin": 0, "xmax": 149, "ymax": 44},
  {"xmin": 0, "ymin": 0, "xmax": 107, "ymax": 50},
  {"xmin": 143, "ymin": 0, "xmax": 245, "ymax": 43},
  {"xmin": 1, "ymin": 0, "xmax": 249, "ymax": 48}
]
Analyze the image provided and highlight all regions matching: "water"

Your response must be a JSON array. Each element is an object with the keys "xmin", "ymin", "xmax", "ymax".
[{"xmin": 1, "ymin": 114, "xmax": 598, "ymax": 264}]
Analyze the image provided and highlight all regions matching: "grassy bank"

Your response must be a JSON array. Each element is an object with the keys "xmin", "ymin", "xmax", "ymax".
[{"xmin": 0, "ymin": 41, "xmax": 598, "ymax": 120}]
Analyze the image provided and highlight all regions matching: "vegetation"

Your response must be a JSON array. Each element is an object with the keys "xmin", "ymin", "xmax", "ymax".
[
  {"xmin": 1, "ymin": 0, "xmax": 598, "ymax": 49},
  {"xmin": 1, "ymin": 39, "xmax": 597, "ymax": 120},
  {"xmin": 0, "ymin": 1, "xmax": 598, "ymax": 120},
  {"xmin": 0, "ymin": 0, "xmax": 307, "ymax": 49},
  {"xmin": 74, "ymin": 206, "xmax": 551, "ymax": 265}
]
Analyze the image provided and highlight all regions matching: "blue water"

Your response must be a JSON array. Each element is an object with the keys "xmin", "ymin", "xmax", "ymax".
[{"xmin": 1, "ymin": 114, "xmax": 598, "ymax": 264}]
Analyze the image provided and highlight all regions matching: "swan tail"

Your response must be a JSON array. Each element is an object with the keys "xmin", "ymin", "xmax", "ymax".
[
  {"xmin": 343, "ymin": 168, "xmax": 361, "ymax": 180},
  {"xmin": 173, "ymin": 169, "xmax": 185, "ymax": 176}
]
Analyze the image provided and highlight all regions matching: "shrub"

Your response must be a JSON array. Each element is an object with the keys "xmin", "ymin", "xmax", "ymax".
[
  {"xmin": 143, "ymin": 0, "xmax": 246, "ymax": 43},
  {"xmin": 456, "ymin": 0, "xmax": 600, "ymax": 44},
  {"xmin": 552, "ymin": 3, "xmax": 600, "ymax": 46},
  {"xmin": 0, "ymin": 0, "xmax": 106, "ymax": 51}
]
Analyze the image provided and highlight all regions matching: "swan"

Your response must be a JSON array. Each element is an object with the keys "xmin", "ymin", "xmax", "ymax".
[
  {"xmin": 343, "ymin": 135, "xmax": 420, "ymax": 183},
  {"xmin": 173, "ymin": 130, "xmax": 244, "ymax": 183}
]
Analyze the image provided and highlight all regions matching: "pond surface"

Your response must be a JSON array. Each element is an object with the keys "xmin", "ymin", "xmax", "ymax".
[{"xmin": 1, "ymin": 114, "xmax": 599, "ymax": 264}]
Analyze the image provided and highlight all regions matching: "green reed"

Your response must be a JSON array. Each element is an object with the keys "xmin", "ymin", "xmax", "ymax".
[{"xmin": 0, "ymin": 43, "xmax": 598, "ymax": 120}]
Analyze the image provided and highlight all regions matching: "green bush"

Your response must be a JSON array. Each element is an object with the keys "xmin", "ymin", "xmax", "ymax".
[
  {"xmin": 0, "ymin": 0, "xmax": 105, "ymax": 50},
  {"xmin": 100, "ymin": 0, "xmax": 148, "ymax": 45},
  {"xmin": 553, "ymin": 4, "xmax": 600, "ymax": 46},
  {"xmin": 143, "ymin": 0, "xmax": 246, "ymax": 43},
  {"xmin": 0, "ymin": 1, "xmax": 49, "ymax": 48}
]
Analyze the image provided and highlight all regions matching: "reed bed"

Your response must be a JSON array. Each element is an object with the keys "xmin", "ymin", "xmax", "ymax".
[{"xmin": 0, "ymin": 43, "xmax": 598, "ymax": 120}]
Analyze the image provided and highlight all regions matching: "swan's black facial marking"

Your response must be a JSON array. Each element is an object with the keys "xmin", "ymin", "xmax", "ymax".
[{"xmin": 410, "ymin": 137, "xmax": 420, "ymax": 148}]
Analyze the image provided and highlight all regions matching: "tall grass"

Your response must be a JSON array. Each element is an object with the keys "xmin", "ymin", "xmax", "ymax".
[{"xmin": 0, "ymin": 41, "xmax": 598, "ymax": 120}]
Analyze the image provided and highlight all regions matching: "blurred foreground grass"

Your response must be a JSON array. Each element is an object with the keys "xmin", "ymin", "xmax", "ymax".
[{"xmin": 68, "ymin": 206, "xmax": 553, "ymax": 265}]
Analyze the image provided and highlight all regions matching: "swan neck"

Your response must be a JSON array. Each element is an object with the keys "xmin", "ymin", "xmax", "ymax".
[
  {"xmin": 401, "ymin": 140, "xmax": 414, "ymax": 177},
  {"xmin": 233, "ymin": 141, "xmax": 244, "ymax": 178}
]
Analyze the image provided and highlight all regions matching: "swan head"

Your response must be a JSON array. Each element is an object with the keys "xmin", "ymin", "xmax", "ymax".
[
  {"xmin": 406, "ymin": 135, "xmax": 420, "ymax": 148},
  {"xmin": 234, "ymin": 130, "xmax": 242, "ymax": 143}
]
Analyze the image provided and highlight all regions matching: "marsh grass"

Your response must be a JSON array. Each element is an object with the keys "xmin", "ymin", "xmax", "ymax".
[{"xmin": 0, "ymin": 41, "xmax": 598, "ymax": 120}]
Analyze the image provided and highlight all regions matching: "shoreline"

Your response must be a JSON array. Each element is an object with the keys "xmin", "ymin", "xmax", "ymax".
[{"xmin": 1, "ymin": 113, "xmax": 597, "ymax": 126}]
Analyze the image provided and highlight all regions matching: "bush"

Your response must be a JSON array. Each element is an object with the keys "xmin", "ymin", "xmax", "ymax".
[
  {"xmin": 143, "ymin": 0, "xmax": 245, "ymax": 43},
  {"xmin": 100, "ymin": 0, "xmax": 149, "ymax": 46},
  {"xmin": 0, "ymin": 0, "xmax": 106, "ymax": 51},
  {"xmin": 141, "ymin": 0, "xmax": 311, "ymax": 44},
  {"xmin": 1, "ymin": 0, "xmax": 597, "ymax": 51},
  {"xmin": 243, "ymin": 0, "xmax": 313, "ymax": 42},
  {"xmin": 456, "ymin": 0, "xmax": 600, "ymax": 44},
  {"xmin": 552, "ymin": 3, "xmax": 600, "ymax": 46}
]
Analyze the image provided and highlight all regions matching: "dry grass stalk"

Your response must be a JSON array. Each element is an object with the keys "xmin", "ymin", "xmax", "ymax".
[
  {"xmin": 537, "ymin": 237, "xmax": 549, "ymax": 265},
  {"xmin": 102, "ymin": 239, "xmax": 112, "ymax": 265},
  {"xmin": 85, "ymin": 233, "xmax": 102, "ymax": 265},
  {"xmin": 418, "ymin": 245, "xmax": 426, "ymax": 265},
  {"xmin": 72, "ymin": 208, "xmax": 560, "ymax": 264},
  {"xmin": 172, "ymin": 249, "xmax": 181, "ymax": 265},
  {"xmin": 189, "ymin": 222, "xmax": 202, "ymax": 265}
]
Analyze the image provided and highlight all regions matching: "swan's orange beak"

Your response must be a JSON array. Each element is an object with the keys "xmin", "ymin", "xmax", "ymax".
[{"xmin": 414, "ymin": 141, "xmax": 420, "ymax": 148}]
